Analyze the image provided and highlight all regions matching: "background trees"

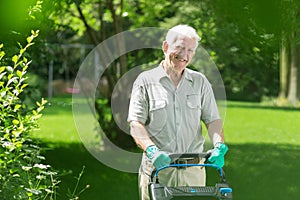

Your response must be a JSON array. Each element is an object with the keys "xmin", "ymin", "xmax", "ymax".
[
  {"xmin": 22, "ymin": 0, "xmax": 299, "ymax": 104},
  {"xmin": 1, "ymin": 0, "xmax": 299, "ymax": 149},
  {"xmin": 209, "ymin": 0, "xmax": 300, "ymax": 104}
]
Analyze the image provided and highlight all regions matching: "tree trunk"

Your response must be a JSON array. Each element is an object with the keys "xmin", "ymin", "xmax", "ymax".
[
  {"xmin": 296, "ymin": 43, "xmax": 300, "ymax": 101},
  {"xmin": 287, "ymin": 32, "xmax": 300, "ymax": 105},
  {"xmin": 279, "ymin": 36, "xmax": 289, "ymax": 99},
  {"xmin": 107, "ymin": 0, "xmax": 127, "ymax": 77},
  {"xmin": 298, "ymin": 58, "xmax": 300, "ymax": 101}
]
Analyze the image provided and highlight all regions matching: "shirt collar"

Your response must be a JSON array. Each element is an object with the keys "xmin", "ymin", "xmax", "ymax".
[
  {"xmin": 182, "ymin": 68, "xmax": 194, "ymax": 83},
  {"xmin": 157, "ymin": 62, "xmax": 194, "ymax": 83},
  {"xmin": 157, "ymin": 62, "xmax": 169, "ymax": 79}
]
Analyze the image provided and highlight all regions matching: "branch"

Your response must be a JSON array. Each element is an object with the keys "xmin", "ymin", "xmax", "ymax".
[
  {"xmin": 106, "ymin": 0, "xmax": 127, "ymax": 76},
  {"xmin": 98, "ymin": 0, "xmax": 106, "ymax": 41},
  {"xmin": 74, "ymin": 1, "xmax": 100, "ymax": 45}
]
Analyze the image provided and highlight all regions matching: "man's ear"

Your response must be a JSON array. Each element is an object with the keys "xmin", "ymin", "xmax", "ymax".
[{"xmin": 162, "ymin": 41, "xmax": 168, "ymax": 54}]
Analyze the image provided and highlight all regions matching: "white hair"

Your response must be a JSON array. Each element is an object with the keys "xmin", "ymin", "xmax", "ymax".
[{"xmin": 165, "ymin": 24, "xmax": 201, "ymax": 48}]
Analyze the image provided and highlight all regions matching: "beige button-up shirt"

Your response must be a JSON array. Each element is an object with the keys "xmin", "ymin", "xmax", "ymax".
[{"xmin": 128, "ymin": 64, "xmax": 220, "ymax": 154}]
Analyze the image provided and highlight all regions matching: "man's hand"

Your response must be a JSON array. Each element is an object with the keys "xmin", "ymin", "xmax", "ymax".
[
  {"xmin": 208, "ymin": 143, "xmax": 228, "ymax": 168},
  {"xmin": 145, "ymin": 145, "xmax": 171, "ymax": 169}
]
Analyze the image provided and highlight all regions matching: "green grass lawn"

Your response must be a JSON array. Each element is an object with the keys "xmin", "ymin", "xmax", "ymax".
[{"xmin": 33, "ymin": 96, "xmax": 300, "ymax": 200}]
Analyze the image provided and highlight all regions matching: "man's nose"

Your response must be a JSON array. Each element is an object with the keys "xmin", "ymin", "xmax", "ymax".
[{"xmin": 180, "ymin": 50, "xmax": 189, "ymax": 61}]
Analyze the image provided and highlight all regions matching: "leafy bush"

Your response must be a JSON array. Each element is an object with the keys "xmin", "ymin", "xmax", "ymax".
[{"xmin": 0, "ymin": 30, "xmax": 59, "ymax": 199}]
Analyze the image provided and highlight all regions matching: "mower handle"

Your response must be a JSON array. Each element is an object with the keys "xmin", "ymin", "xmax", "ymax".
[{"xmin": 149, "ymin": 152, "xmax": 227, "ymax": 184}]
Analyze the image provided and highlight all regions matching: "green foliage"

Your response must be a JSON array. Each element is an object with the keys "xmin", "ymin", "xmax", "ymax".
[
  {"xmin": 28, "ymin": 0, "xmax": 43, "ymax": 20},
  {"xmin": 0, "ymin": 30, "xmax": 60, "ymax": 199},
  {"xmin": 208, "ymin": 0, "xmax": 281, "ymax": 101}
]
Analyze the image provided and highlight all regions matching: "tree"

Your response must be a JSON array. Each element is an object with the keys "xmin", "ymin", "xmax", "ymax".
[{"xmin": 279, "ymin": 0, "xmax": 300, "ymax": 105}]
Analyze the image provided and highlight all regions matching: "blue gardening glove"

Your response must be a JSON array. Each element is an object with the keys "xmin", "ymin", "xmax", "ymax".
[
  {"xmin": 145, "ymin": 145, "xmax": 171, "ymax": 169},
  {"xmin": 208, "ymin": 143, "xmax": 228, "ymax": 168}
]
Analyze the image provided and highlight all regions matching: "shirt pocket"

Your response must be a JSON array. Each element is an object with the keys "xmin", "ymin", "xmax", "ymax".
[
  {"xmin": 186, "ymin": 94, "xmax": 201, "ymax": 127},
  {"xmin": 186, "ymin": 94, "xmax": 201, "ymax": 109},
  {"xmin": 148, "ymin": 99, "xmax": 167, "ymax": 133}
]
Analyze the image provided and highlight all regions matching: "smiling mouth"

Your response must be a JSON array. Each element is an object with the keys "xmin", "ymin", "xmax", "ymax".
[{"xmin": 174, "ymin": 55, "xmax": 187, "ymax": 63}]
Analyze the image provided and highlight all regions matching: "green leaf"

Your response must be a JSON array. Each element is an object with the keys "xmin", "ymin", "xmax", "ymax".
[
  {"xmin": 0, "ymin": 66, "xmax": 5, "ymax": 73},
  {"xmin": 23, "ymin": 65, "xmax": 29, "ymax": 71},
  {"xmin": 0, "ymin": 51, "xmax": 5, "ymax": 60},
  {"xmin": 27, "ymin": 35, "xmax": 34, "ymax": 44},
  {"xmin": 12, "ymin": 55, "xmax": 18, "ymax": 63},
  {"xmin": 26, "ymin": 191, "xmax": 33, "ymax": 197},
  {"xmin": 10, "ymin": 169, "xmax": 16, "ymax": 174},
  {"xmin": 32, "ymin": 110, "xmax": 37, "ymax": 115},
  {"xmin": 12, "ymin": 119, "xmax": 19, "ymax": 125},
  {"xmin": 7, "ymin": 73, "xmax": 13, "ymax": 80},
  {"xmin": 20, "ymin": 48, "xmax": 25, "ymax": 55},
  {"xmin": 14, "ymin": 104, "xmax": 22, "ymax": 111},
  {"xmin": 23, "ymin": 57, "xmax": 28, "ymax": 64},
  {"xmin": 31, "ymin": 29, "xmax": 40, "ymax": 37},
  {"xmin": 16, "ymin": 70, "xmax": 22, "ymax": 78},
  {"xmin": 21, "ymin": 83, "xmax": 28, "ymax": 89},
  {"xmin": 32, "ymin": 113, "xmax": 42, "ymax": 120}
]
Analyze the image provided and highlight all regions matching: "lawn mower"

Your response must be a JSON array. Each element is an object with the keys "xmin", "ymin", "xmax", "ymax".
[{"xmin": 148, "ymin": 153, "xmax": 233, "ymax": 200}]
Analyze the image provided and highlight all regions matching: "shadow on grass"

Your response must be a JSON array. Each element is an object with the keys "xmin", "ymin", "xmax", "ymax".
[
  {"xmin": 43, "ymin": 143, "xmax": 139, "ymax": 200},
  {"xmin": 44, "ymin": 142, "xmax": 300, "ymax": 200},
  {"xmin": 221, "ymin": 143, "xmax": 300, "ymax": 200}
]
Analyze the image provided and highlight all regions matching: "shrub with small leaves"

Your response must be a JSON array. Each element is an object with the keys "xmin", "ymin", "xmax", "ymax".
[{"xmin": 0, "ymin": 30, "xmax": 60, "ymax": 199}]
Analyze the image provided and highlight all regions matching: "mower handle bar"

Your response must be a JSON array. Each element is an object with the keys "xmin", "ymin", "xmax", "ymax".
[{"xmin": 150, "ymin": 152, "xmax": 227, "ymax": 183}]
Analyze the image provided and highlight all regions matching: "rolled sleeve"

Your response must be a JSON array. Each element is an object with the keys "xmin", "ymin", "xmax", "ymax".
[
  {"xmin": 127, "ymin": 80, "xmax": 148, "ymax": 125},
  {"xmin": 200, "ymin": 78, "xmax": 221, "ymax": 124}
]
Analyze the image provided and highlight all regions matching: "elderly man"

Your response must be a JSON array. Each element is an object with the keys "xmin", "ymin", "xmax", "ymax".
[{"xmin": 127, "ymin": 24, "xmax": 228, "ymax": 200}]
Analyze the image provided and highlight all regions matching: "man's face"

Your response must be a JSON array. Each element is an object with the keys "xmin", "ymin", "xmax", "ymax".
[{"xmin": 165, "ymin": 36, "xmax": 197, "ymax": 73}]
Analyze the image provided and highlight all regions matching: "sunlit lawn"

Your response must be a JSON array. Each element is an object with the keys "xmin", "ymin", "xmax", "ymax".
[{"xmin": 33, "ymin": 96, "xmax": 300, "ymax": 200}]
